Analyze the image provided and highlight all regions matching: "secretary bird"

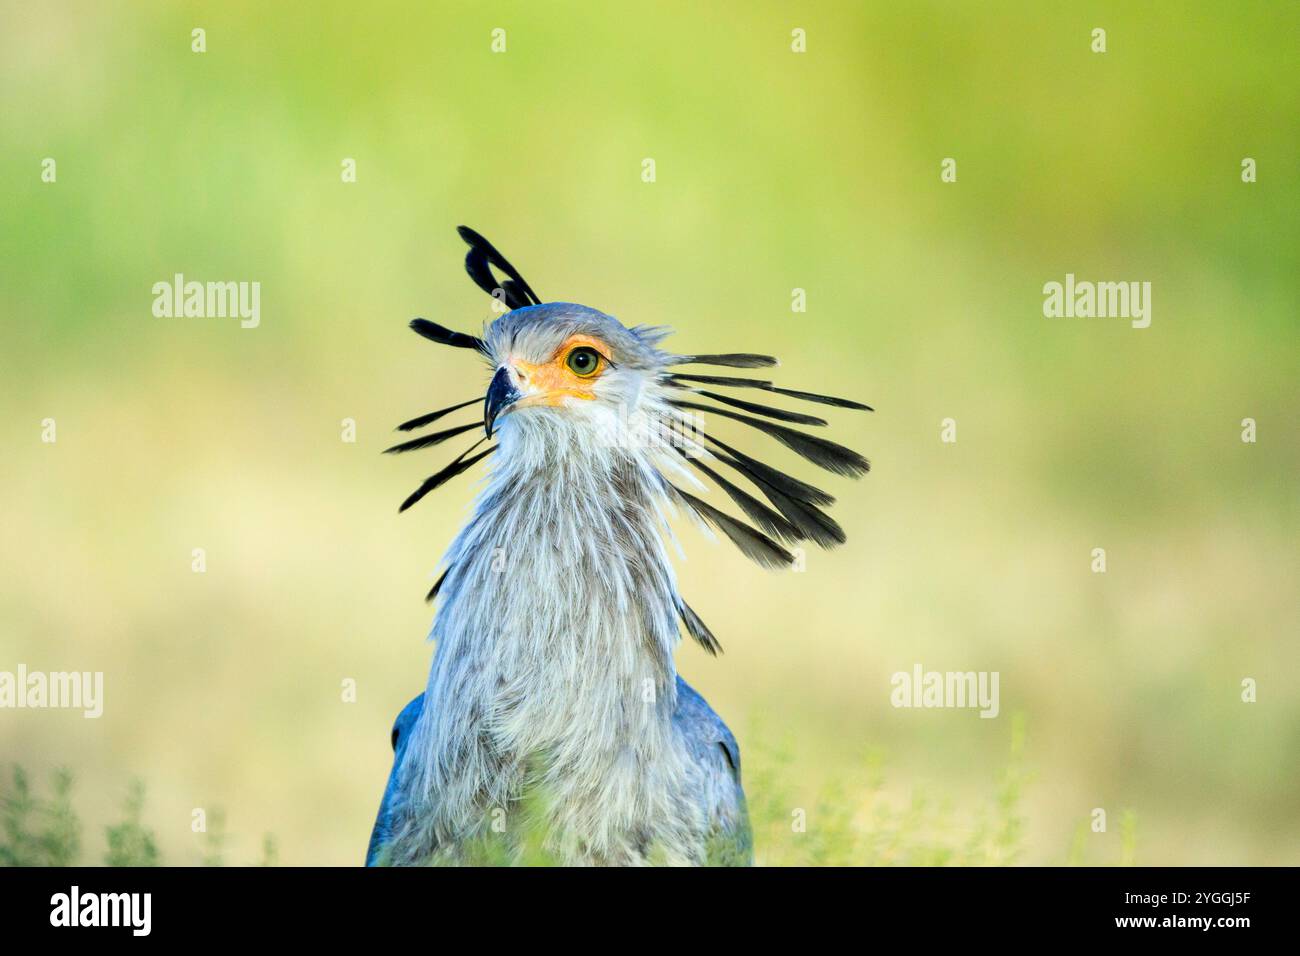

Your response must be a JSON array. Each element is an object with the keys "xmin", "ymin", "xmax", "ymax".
[{"xmin": 366, "ymin": 228, "xmax": 870, "ymax": 866}]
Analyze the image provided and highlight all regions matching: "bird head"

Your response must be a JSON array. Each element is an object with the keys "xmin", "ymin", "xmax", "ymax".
[
  {"xmin": 480, "ymin": 303, "xmax": 664, "ymax": 444},
  {"xmin": 388, "ymin": 227, "xmax": 873, "ymax": 652}
]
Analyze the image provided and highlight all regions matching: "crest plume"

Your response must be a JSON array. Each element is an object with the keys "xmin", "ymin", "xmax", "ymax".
[{"xmin": 389, "ymin": 226, "xmax": 872, "ymax": 649}]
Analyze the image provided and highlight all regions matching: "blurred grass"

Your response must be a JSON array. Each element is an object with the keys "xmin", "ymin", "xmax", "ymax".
[
  {"xmin": 1, "ymin": 1, "xmax": 1297, "ymax": 865},
  {"xmin": 1, "ymin": 766, "xmax": 274, "ymax": 866},
  {"xmin": 752, "ymin": 713, "xmax": 1070, "ymax": 866},
  {"xmin": 5, "ymin": 718, "xmax": 1140, "ymax": 866}
]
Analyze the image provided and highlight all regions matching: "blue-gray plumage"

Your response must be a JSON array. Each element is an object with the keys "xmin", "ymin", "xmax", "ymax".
[
  {"xmin": 367, "ymin": 227, "xmax": 868, "ymax": 866},
  {"xmin": 367, "ymin": 677, "xmax": 749, "ymax": 866}
]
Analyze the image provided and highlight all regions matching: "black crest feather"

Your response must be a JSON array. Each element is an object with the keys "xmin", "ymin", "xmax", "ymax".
[
  {"xmin": 683, "ymin": 453, "xmax": 803, "ymax": 544},
  {"xmin": 668, "ymin": 373, "xmax": 872, "ymax": 411},
  {"xmin": 677, "ymin": 599, "xmax": 722, "ymax": 655},
  {"xmin": 673, "ymin": 400, "xmax": 870, "ymax": 478},
  {"xmin": 670, "ymin": 353, "xmax": 778, "ymax": 369},
  {"xmin": 764, "ymin": 385, "xmax": 873, "ymax": 411},
  {"xmin": 705, "ymin": 445, "xmax": 846, "ymax": 548},
  {"xmin": 457, "ymin": 226, "xmax": 542, "ymax": 309},
  {"xmin": 425, "ymin": 567, "xmax": 449, "ymax": 604},
  {"xmin": 671, "ymin": 485, "xmax": 794, "ymax": 570},
  {"xmin": 384, "ymin": 420, "xmax": 483, "ymax": 455},
  {"xmin": 410, "ymin": 318, "xmax": 485, "ymax": 351},
  {"xmin": 688, "ymin": 389, "xmax": 828, "ymax": 427},
  {"xmin": 703, "ymin": 433, "xmax": 836, "ymax": 507},
  {"xmin": 399, "ymin": 441, "xmax": 495, "ymax": 513},
  {"xmin": 396, "ymin": 396, "xmax": 484, "ymax": 433}
]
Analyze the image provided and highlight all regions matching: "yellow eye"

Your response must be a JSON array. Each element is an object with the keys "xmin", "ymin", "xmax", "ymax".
[{"xmin": 565, "ymin": 346, "xmax": 602, "ymax": 377}]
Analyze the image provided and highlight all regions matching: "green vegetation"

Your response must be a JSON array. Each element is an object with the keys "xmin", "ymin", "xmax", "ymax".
[
  {"xmin": 753, "ymin": 713, "xmax": 1027, "ymax": 865},
  {"xmin": 0, "ymin": 766, "xmax": 274, "ymax": 866},
  {"xmin": 103, "ymin": 779, "xmax": 159, "ymax": 866},
  {"xmin": 750, "ymin": 714, "xmax": 1132, "ymax": 866},
  {"xmin": 2, "ymin": 718, "xmax": 1133, "ymax": 866},
  {"xmin": 0, "ymin": 766, "xmax": 79, "ymax": 867}
]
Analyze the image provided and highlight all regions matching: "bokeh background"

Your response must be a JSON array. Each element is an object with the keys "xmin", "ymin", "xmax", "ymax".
[{"xmin": 2, "ymin": 1, "xmax": 1297, "ymax": 865}]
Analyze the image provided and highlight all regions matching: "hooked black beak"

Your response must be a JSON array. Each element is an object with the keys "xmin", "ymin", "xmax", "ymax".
[{"xmin": 484, "ymin": 366, "xmax": 522, "ymax": 438}]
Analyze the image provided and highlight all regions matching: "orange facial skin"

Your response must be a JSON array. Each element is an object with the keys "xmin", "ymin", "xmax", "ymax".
[{"xmin": 509, "ymin": 334, "xmax": 614, "ymax": 408}]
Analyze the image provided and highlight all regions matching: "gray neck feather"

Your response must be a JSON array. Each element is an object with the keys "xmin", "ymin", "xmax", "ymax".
[{"xmin": 389, "ymin": 412, "xmax": 703, "ymax": 863}]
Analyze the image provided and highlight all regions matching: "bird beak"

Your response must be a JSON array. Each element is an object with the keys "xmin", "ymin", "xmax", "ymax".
[{"xmin": 484, "ymin": 366, "xmax": 522, "ymax": 438}]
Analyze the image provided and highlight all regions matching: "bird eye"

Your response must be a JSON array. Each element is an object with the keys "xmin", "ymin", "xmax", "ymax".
[{"xmin": 565, "ymin": 346, "xmax": 602, "ymax": 377}]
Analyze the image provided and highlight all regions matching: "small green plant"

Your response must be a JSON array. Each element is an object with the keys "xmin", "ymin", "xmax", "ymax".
[
  {"xmin": 0, "ymin": 766, "xmax": 80, "ymax": 866},
  {"xmin": 201, "ymin": 809, "xmax": 227, "ymax": 867},
  {"xmin": 104, "ymin": 779, "xmax": 160, "ymax": 866},
  {"xmin": 258, "ymin": 834, "xmax": 278, "ymax": 867},
  {"xmin": 0, "ymin": 766, "xmax": 274, "ymax": 866},
  {"xmin": 1063, "ymin": 807, "xmax": 1138, "ymax": 866},
  {"xmin": 1118, "ymin": 809, "xmax": 1138, "ymax": 866},
  {"xmin": 750, "ymin": 713, "xmax": 1038, "ymax": 866}
]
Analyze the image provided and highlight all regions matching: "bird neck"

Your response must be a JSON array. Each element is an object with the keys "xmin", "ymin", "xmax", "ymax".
[{"xmin": 408, "ymin": 420, "xmax": 685, "ymax": 815}]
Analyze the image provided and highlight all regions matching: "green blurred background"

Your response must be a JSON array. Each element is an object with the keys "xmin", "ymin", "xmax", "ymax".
[{"xmin": 2, "ymin": 1, "xmax": 1297, "ymax": 865}]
